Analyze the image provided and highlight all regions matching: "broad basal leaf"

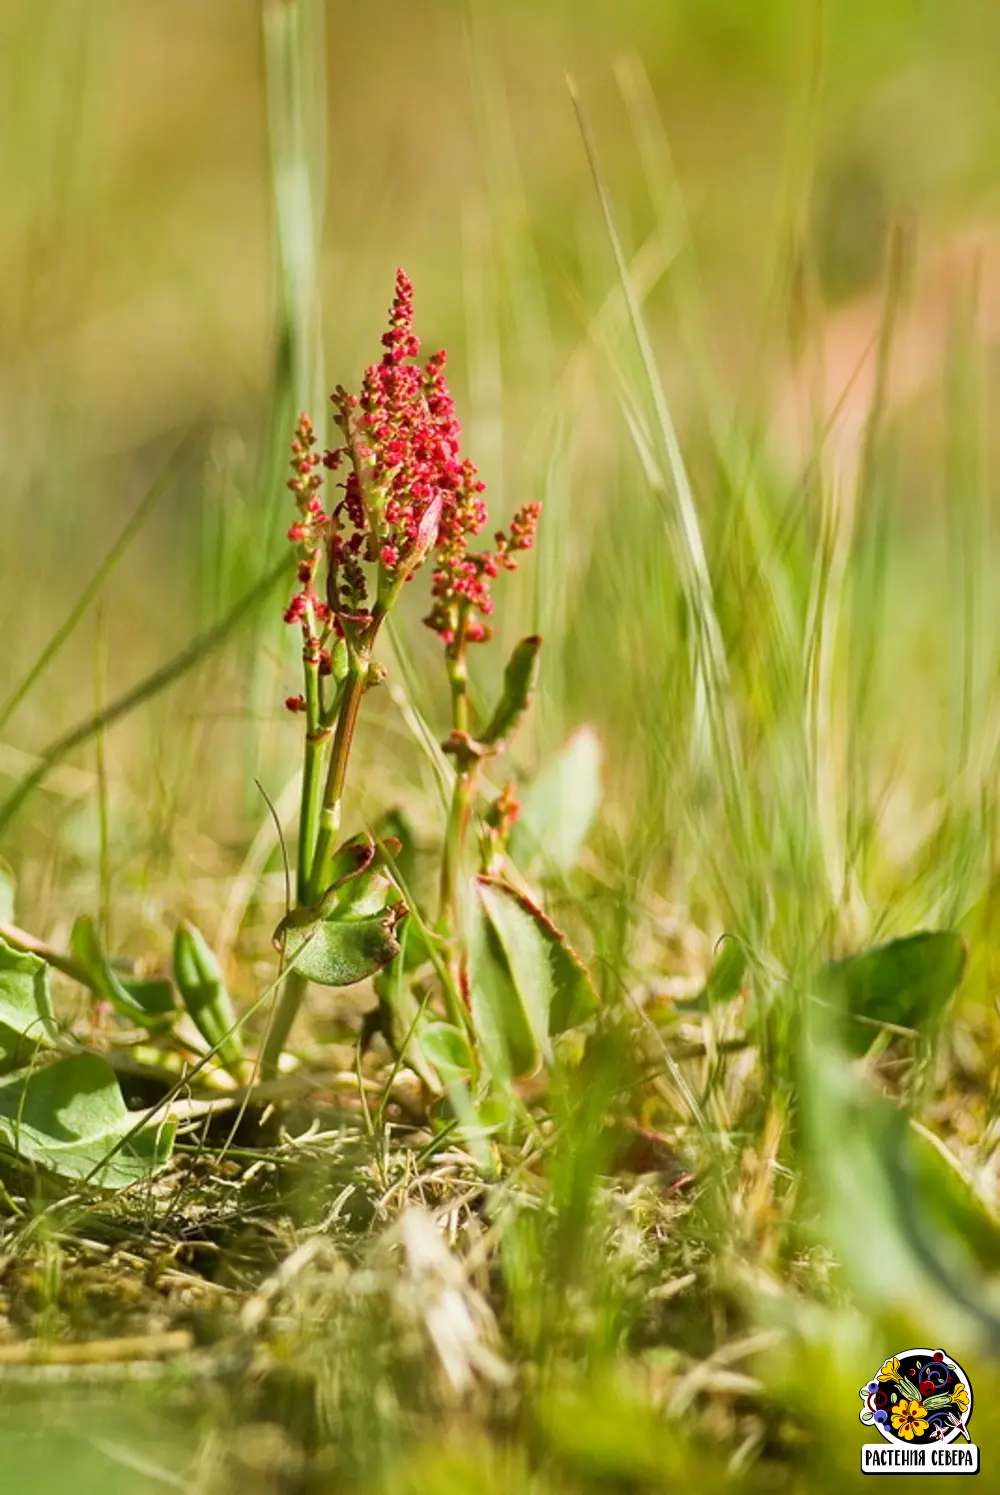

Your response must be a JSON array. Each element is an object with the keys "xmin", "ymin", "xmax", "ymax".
[
  {"xmin": 818, "ymin": 930, "xmax": 966, "ymax": 1051},
  {"xmin": 801, "ymin": 1031, "xmax": 1000, "ymax": 1340},
  {"xmin": 173, "ymin": 920, "xmax": 243, "ymax": 1073},
  {"xmin": 509, "ymin": 726, "xmax": 602, "ymax": 876},
  {"xmin": 909, "ymin": 1123, "xmax": 1000, "ymax": 1275},
  {"xmin": 0, "ymin": 935, "xmax": 57, "ymax": 1061},
  {"xmin": 71, "ymin": 915, "xmax": 175, "ymax": 1029},
  {"xmin": 0, "ymin": 1052, "xmax": 174, "ymax": 1188},
  {"xmin": 468, "ymin": 877, "xmax": 598, "ymax": 1080},
  {"xmin": 479, "ymin": 879, "xmax": 598, "ymax": 1034}
]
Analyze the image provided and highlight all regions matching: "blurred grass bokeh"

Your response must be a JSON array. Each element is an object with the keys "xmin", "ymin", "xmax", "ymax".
[{"xmin": 2, "ymin": 0, "xmax": 1000, "ymax": 1490}]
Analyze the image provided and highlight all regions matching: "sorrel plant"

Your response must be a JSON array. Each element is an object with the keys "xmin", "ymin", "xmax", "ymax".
[{"xmin": 262, "ymin": 271, "xmax": 594, "ymax": 1093}]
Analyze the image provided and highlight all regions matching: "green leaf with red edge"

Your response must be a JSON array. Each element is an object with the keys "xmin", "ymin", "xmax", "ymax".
[
  {"xmin": 467, "ymin": 876, "xmax": 598, "ymax": 1080},
  {"xmin": 373, "ymin": 808, "xmax": 418, "ymax": 891},
  {"xmin": 277, "ymin": 833, "xmax": 399, "ymax": 935}
]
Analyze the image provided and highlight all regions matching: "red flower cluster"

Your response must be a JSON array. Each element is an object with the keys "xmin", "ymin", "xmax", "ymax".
[
  {"xmin": 283, "ymin": 270, "xmax": 541, "ymax": 675},
  {"xmin": 283, "ymin": 413, "xmax": 332, "ymax": 634},
  {"xmin": 323, "ymin": 269, "xmax": 484, "ymax": 612},
  {"xmin": 425, "ymin": 497, "xmax": 541, "ymax": 649}
]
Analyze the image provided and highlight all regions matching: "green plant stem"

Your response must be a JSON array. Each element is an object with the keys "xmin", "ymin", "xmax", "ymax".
[
  {"xmin": 438, "ymin": 620, "xmax": 478, "ymax": 977},
  {"xmin": 440, "ymin": 770, "xmax": 473, "ymax": 933},
  {"xmin": 307, "ymin": 639, "xmax": 371, "ymax": 902},
  {"xmin": 260, "ymin": 965, "xmax": 309, "ymax": 1081},
  {"xmin": 296, "ymin": 649, "xmax": 327, "ymax": 904},
  {"xmin": 265, "ymin": 612, "xmax": 386, "ymax": 1076},
  {"xmin": 448, "ymin": 641, "xmax": 470, "ymax": 736}
]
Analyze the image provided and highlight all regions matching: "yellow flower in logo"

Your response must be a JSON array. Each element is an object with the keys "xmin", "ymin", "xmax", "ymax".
[
  {"xmin": 877, "ymin": 1357, "xmax": 900, "ymax": 1382},
  {"xmin": 952, "ymin": 1382, "xmax": 969, "ymax": 1415},
  {"xmin": 891, "ymin": 1400, "xmax": 928, "ymax": 1441}
]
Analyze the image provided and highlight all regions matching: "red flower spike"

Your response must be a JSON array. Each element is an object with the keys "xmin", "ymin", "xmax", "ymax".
[
  {"xmin": 321, "ymin": 270, "xmax": 501, "ymax": 615},
  {"xmin": 283, "ymin": 273, "xmax": 541, "ymax": 693},
  {"xmin": 424, "ymin": 486, "xmax": 542, "ymax": 651},
  {"xmin": 283, "ymin": 413, "xmax": 333, "ymax": 645}
]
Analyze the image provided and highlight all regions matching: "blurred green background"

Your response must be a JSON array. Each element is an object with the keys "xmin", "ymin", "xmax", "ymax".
[
  {"xmin": 3, "ymin": 2, "xmax": 1000, "ymax": 1491},
  {"xmin": 5, "ymin": 0, "xmax": 1000, "ymax": 865}
]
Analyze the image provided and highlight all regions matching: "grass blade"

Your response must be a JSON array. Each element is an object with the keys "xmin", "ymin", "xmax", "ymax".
[
  {"xmin": 0, "ymin": 438, "xmax": 190, "ymax": 733},
  {"xmin": 0, "ymin": 555, "xmax": 291, "ymax": 837},
  {"xmin": 568, "ymin": 78, "xmax": 748, "ymax": 856}
]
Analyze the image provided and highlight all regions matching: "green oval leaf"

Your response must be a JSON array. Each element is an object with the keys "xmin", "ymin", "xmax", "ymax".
[
  {"xmin": 802, "ymin": 1037, "xmax": 1000, "ymax": 1339},
  {"xmin": 909, "ymin": 1122, "xmax": 1000, "ymax": 1275},
  {"xmin": 276, "ymin": 834, "xmax": 399, "ymax": 941},
  {"xmin": 418, "ymin": 1022, "xmax": 475, "ymax": 1086},
  {"xmin": 276, "ymin": 833, "xmax": 404, "ymax": 989},
  {"xmin": 0, "ymin": 935, "xmax": 58, "ymax": 1061},
  {"xmin": 284, "ymin": 908, "xmax": 402, "ymax": 988},
  {"xmin": 468, "ymin": 896, "xmax": 543, "ymax": 1081},
  {"xmin": 509, "ymin": 726, "xmax": 602, "ymax": 876},
  {"xmin": 480, "ymin": 878, "xmax": 598, "ymax": 1035},
  {"xmin": 468, "ymin": 877, "xmax": 598, "ymax": 1080},
  {"xmin": 173, "ymin": 921, "xmax": 243, "ymax": 1073},
  {"xmin": 819, "ymin": 930, "xmax": 966, "ymax": 1051},
  {"xmin": 0, "ymin": 1052, "xmax": 174, "ymax": 1188}
]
